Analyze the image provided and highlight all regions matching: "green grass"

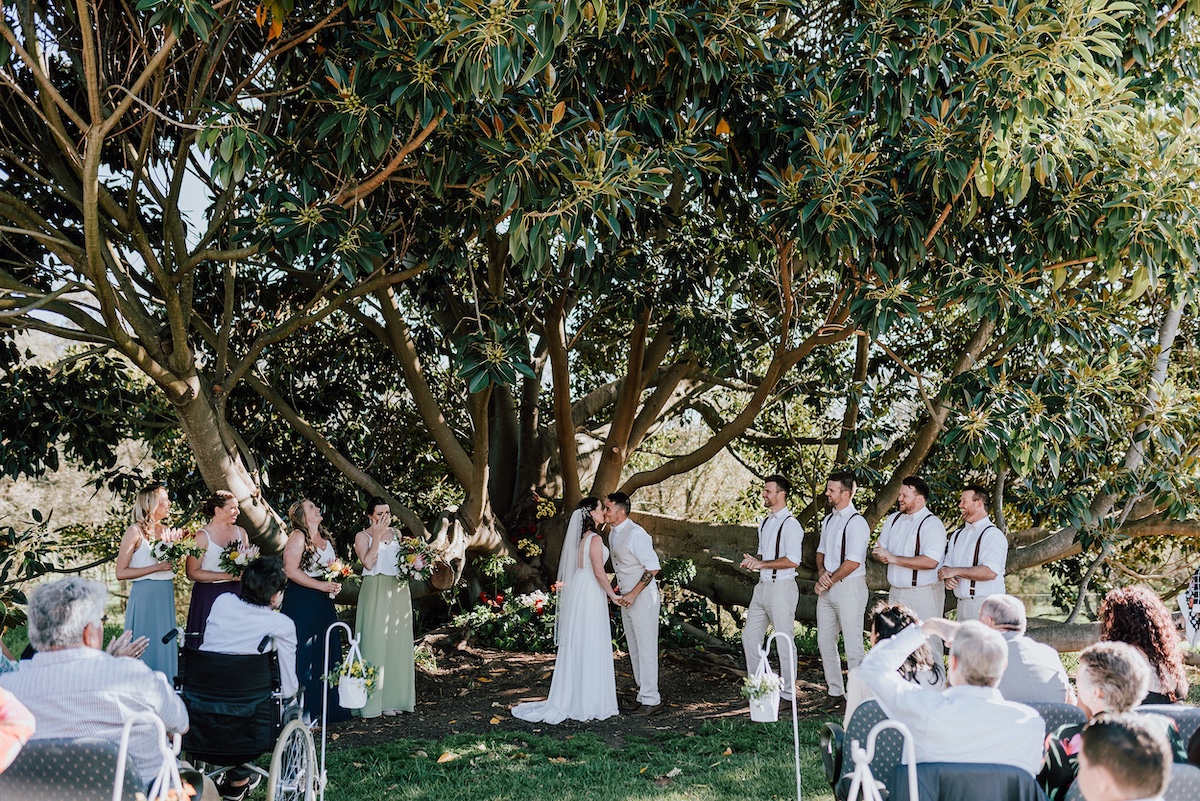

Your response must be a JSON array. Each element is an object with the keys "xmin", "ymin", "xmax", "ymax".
[{"xmin": 312, "ymin": 719, "xmax": 833, "ymax": 801}]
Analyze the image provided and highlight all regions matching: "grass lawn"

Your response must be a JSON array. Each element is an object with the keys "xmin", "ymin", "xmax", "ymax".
[{"xmin": 315, "ymin": 718, "xmax": 833, "ymax": 801}]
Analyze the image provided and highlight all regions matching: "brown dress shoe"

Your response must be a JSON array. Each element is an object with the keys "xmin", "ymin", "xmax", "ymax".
[
  {"xmin": 619, "ymin": 697, "xmax": 641, "ymax": 713},
  {"xmin": 631, "ymin": 703, "xmax": 663, "ymax": 717}
]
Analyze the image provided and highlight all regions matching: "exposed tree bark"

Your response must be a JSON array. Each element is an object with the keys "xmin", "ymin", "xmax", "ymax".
[
  {"xmin": 546, "ymin": 291, "xmax": 582, "ymax": 509},
  {"xmin": 834, "ymin": 332, "xmax": 869, "ymax": 466},
  {"xmin": 591, "ymin": 307, "xmax": 653, "ymax": 497}
]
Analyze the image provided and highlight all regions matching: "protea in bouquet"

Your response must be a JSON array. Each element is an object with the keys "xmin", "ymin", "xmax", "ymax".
[
  {"xmin": 394, "ymin": 537, "xmax": 436, "ymax": 585},
  {"xmin": 150, "ymin": 528, "xmax": 204, "ymax": 563},
  {"xmin": 217, "ymin": 541, "xmax": 260, "ymax": 578}
]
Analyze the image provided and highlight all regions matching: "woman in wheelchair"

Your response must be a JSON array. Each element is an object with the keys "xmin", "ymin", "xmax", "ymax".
[{"xmin": 195, "ymin": 557, "xmax": 299, "ymax": 800}]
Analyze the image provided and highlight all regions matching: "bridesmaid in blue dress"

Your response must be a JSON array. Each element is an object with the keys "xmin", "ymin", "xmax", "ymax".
[
  {"xmin": 280, "ymin": 499, "xmax": 351, "ymax": 724},
  {"xmin": 115, "ymin": 483, "xmax": 179, "ymax": 680}
]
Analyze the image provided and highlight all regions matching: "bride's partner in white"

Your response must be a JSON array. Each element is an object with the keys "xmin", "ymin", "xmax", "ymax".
[{"xmin": 512, "ymin": 497, "xmax": 621, "ymax": 723}]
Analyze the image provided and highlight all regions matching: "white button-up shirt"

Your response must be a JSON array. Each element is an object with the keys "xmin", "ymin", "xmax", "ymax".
[
  {"xmin": 857, "ymin": 625, "xmax": 1044, "ymax": 774},
  {"xmin": 756, "ymin": 507, "xmax": 804, "ymax": 582},
  {"xmin": 878, "ymin": 508, "xmax": 948, "ymax": 588},
  {"xmin": 941, "ymin": 516, "xmax": 1007, "ymax": 599},
  {"xmin": 0, "ymin": 647, "xmax": 188, "ymax": 786},
  {"xmin": 201, "ymin": 593, "xmax": 299, "ymax": 698},
  {"xmin": 817, "ymin": 503, "xmax": 870, "ymax": 578},
  {"xmin": 610, "ymin": 518, "xmax": 661, "ymax": 593}
]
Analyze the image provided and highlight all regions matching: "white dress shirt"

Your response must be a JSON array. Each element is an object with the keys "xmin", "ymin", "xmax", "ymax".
[
  {"xmin": 878, "ymin": 508, "xmax": 948, "ymax": 588},
  {"xmin": 756, "ymin": 507, "xmax": 804, "ymax": 582},
  {"xmin": 817, "ymin": 504, "xmax": 870, "ymax": 578},
  {"xmin": 995, "ymin": 631, "xmax": 1071, "ymax": 704},
  {"xmin": 0, "ymin": 647, "xmax": 188, "ymax": 786},
  {"xmin": 941, "ymin": 515, "xmax": 1007, "ymax": 599},
  {"xmin": 610, "ymin": 518, "xmax": 661, "ymax": 593},
  {"xmin": 201, "ymin": 593, "xmax": 299, "ymax": 698},
  {"xmin": 858, "ymin": 625, "xmax": 1044, "ymax": 774}
]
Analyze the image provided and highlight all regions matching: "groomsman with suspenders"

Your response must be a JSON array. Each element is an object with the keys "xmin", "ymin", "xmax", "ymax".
[
  {"xmin": 740, "ymin": 474, "xmax": 805, "ymax": 701},
  {"xmin": 815, "ymin": 470, "xmax": 871, "ymax": 707},
  {"xmin": 938, "ymin": 484, "xmax": 1008, "ymax": 621},
  {"xmin": 871, "ymin": 476, "xmax": 949, "ymax": 653}
]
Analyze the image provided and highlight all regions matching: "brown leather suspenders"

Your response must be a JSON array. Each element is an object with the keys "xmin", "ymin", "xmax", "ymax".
[
  {"xmin": 950, "ymin": 523, "xmax": 999, "ymax": 597},
  {"xmin": 762, "ymin": 512, "xmax": 794, "ymax": 580}
]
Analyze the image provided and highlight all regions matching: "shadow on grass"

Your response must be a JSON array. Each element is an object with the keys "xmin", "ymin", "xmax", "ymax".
[{"xmin": 317, "ymin": 718, "xmax": 834, "ymax": 801}]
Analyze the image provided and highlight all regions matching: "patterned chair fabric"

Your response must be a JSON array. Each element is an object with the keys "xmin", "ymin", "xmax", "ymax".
[
  {"xmin": 889, "ymin": 762, "xmax": 1049, "ymax": 801},
  {"xmin": 0, "ymin": 737, "xmax": 142, "ymax": 800},
  {"xmin": 834, "ymin": 700, "xmax": 905, "ymax": 801},
  {"xmin": 1138, "ymin": 704, "xmax": 1200, "ymax": 745},
  {"xmin": 1025, "ymin": 702, "xmax": 1087, "ymax": 737},
  {"xmin": 1065, "ymin": 761, "xmax": 1200, "ymax": 801}
]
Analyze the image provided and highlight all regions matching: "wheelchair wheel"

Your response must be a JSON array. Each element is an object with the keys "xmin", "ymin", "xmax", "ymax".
[{"xmin": 266, "ymin": 719, "xmax": 317, "ymax": 801}]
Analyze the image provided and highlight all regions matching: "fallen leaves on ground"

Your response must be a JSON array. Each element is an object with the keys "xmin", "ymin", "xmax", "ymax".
[{"xmin": 436, "ymin": 752, "xmax": 456, "ymax": 763}]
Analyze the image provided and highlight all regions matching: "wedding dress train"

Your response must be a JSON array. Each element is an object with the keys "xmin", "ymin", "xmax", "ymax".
[{"xmin": 512, "ymin": 515, "xmax": 618, "ymax": 724}]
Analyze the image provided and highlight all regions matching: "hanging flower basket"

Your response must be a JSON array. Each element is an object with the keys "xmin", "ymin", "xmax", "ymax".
[
  {"xmin": 742, "ymin": 669, "xmax": 783, "ymax": 723},
  {"xmin": 338, "ymin": 676, "xmax": 369, "ymax": 709}
]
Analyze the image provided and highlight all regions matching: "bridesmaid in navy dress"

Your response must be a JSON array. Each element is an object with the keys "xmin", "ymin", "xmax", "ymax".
[{"xmin": 279, "ymin": 499, "xmax": 351, "ymax": 724}]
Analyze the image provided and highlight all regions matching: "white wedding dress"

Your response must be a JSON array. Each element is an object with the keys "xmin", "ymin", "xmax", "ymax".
[{"xmin": 512, "ymin": 512, "xmax": 618, "ymax": 723}]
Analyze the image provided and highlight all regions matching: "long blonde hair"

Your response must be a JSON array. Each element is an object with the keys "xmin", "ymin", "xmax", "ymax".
[{"xmin": 132, "ymin": 483, "xmax": 166, "ymax": 533}]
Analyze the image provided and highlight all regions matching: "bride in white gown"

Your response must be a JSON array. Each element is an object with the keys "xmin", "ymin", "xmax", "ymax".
[{"xmin": 512, "ymin": 497, "xmax": 620, "ymax": 723}]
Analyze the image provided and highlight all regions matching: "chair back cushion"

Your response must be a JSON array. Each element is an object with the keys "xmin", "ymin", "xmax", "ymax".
[
  {"xmin": 838, "ymin": 700, "xmax": 904, "ymax": 798},
  {"xmin": 1138, "ymin": 704, "xmax": 1200, "ymax": 744},
  {"xmin": 179, "ymin": 649, "xmax": 280, "ymax": 764},
  {"xmin": 0, "ymin": 738, "xmax": 142, "ymax": 801},
  {"xmin": 889, "ymin": 762, "xmax": 1049, "ymax": 801},
  {"xmin": 1025, "ymin": 702, "xmax": 1087, "ymax": 737}
]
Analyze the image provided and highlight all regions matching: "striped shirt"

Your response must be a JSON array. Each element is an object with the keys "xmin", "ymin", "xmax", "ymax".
[{"xmin": 0, "ymin": 647, "xmax": 187, "ymax": 785}]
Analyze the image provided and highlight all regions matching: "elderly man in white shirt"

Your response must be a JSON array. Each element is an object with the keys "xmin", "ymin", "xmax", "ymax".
[
  {"xmin": 939, "ymin": 484, "xmax": 1007, "ymax": 621},
  {"xmin": 980, "ymin": 594, "xmax": 1072, "ymax": 704},
  {"xmin": 871, "ymin": 475, "xmax": 948, "ymax": 653},
  {"xmin": 0, "ymin": 577, "xmax": 203, "ymax": 795},
  {"xmin": 741, "ymin": 474, "xmax": 805, "ymax": 701},
  {"xmin": 858, "ymin": 616, "xmax": 1045, "ymax": 774},
  {"xmin": 815, "ymin": 469, "xmax": 871, "ymax": 706}
]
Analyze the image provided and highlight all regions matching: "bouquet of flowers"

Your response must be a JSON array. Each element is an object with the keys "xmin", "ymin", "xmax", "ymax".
[
  {"xmin": 394, "ymin": 537, "xmax": 436, "ymax": 584},
  {"xmin": 217, "ymin": 541, "xmax": 260, "ymax": 578},
  {"xmin": 322, "ymin": 557, "xmax": 354, "ymax": 583},
  {"xmin": 740, "ymin": 672, "xmax": 783, "ymax": 701},
  {"xmin": 150, "ymin": 529, "xmax": 204, "ymax": 563},
  {"xmin": 320, "ymin": 658, "xmax": 380, "ymax": 693}
]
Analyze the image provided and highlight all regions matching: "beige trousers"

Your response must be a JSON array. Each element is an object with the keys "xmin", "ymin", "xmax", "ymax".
[
  {"xmin": 622, "ymin": 581, "xmax": 661, "ymax": 706},
  {"xmin": 889, "ymin": 583, "xmax": 947, "ymax": 655},
  {"xmin": 741, "ymin": 580, "xmax": 799, "ymax": 699},
  {"xmin": 817, "ymin": 576, "xmax": 868, "ymax": 697}
]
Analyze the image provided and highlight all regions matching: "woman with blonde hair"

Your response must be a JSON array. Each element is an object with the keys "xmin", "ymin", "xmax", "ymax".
[
  {"xmin": 279, "ymin": 499, "xmax": 350, "ymax": 724},
  {"xmin": 184, "ymin": 490, "xmax": 249, "ymax": 648},
  {"xmin": 115, "ymin": 483, "xmax": 179, "ymax": 678}
]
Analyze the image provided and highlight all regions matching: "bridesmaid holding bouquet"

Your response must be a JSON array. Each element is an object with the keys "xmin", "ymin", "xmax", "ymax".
[
  {"xmin": 184, "ymin": 490, "xmax": 248, "ymax": 648},
  {"xmin": 115, "ymin": 483, "xmax": 179, "ymax": 679},
  {"xmin": 353, "ymin": 497, "xmax": 415, "ymax": 718}
]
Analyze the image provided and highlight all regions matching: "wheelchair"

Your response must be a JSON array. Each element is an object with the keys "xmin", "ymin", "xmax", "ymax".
[{"xmin": 175, "ymin": 645, "xmax": 318, "ymax": 801}]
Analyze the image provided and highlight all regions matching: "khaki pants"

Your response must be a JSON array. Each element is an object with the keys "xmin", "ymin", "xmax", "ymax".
[
  {"xmin": 817, "ymin": 576, "xmax": 868, "ymax": 697},
  {"xmin": 622, "ymin": 582, "xmax": 661, "ymax": 706},
  {"xmin": 956, "ymin": 596, "xmax": 987, "ymax": 622},
  {"xmin": 889, "ymin": 583, "xmax": 947, "ymax": 655},
  {"xmin": 741, "ymin": 580, "xmax": 799, "ymax": 699}
]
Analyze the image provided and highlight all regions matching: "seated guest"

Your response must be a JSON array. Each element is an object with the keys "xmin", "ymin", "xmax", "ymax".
[
  {"xmin": 858, "ymin": 617, "xmax": 1044, "ymax": 774},
  {"xmin": 0, "ymin": 687, "xmax": 34, "ymax": 773},
  {"xmin": 0, "ymin": 578, "xmax": 210, "ymax": 797},
  {"xmin": 1039, "ymin": 641, "xmax": 1186, "ymax": 801},
  {"xmin": 1075, "ymin": 713, "xmax": 1171, "ymax": 801},
  {"xmin": 1099, "ymin": 585, "xmax": 1188, "ymax": 704},
  {"xmin": 201, "ymin": 556, "xmax": 298, "ymax": 698},
  {"xmin": 200, "ymin": 557, "xmax": 298, "ymax": 801},
  {"xmin": 981, "ymin": 594, "xmax": 1073, "ymax": 704},
  {"xmin": 844, "ymin": 602, "xmax": 945, "ymax": 724}
]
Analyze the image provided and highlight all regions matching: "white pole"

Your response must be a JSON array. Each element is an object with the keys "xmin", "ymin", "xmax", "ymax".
[
  {"xmin": 767, "ymin": 630, "xmax": 802, "ymax": 801},
  {"xmin": 320, "ymin": 620, "xmax": 353, "ymax": 801}
]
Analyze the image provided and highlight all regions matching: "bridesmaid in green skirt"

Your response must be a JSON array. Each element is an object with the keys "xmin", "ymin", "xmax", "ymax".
[{"xmin": 353, "ymin": 497, "xmax": 415, "ymax": 717}]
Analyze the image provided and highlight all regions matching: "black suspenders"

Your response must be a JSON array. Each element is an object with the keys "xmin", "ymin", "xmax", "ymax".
[
  {"xmin": 760, "ymin": 512, "xmax": 795, "ymax": 580},
  {"xmin": 950, "ymin": 523, "xmax": 1000, "ymax": 597}
]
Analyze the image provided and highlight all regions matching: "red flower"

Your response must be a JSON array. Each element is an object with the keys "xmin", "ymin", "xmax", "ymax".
[
  {"xmin": 494, "ymin": 593, "xmax": 505, "ymax": 605},
  {"xmin": 479, "ymin": 591, "xmax": 490, "ymax": 604}
]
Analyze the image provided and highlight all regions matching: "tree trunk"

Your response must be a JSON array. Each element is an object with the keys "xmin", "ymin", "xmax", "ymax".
[{"xmin": 172, "ymin": 386, "xmax": 286, "ymax": 550}]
